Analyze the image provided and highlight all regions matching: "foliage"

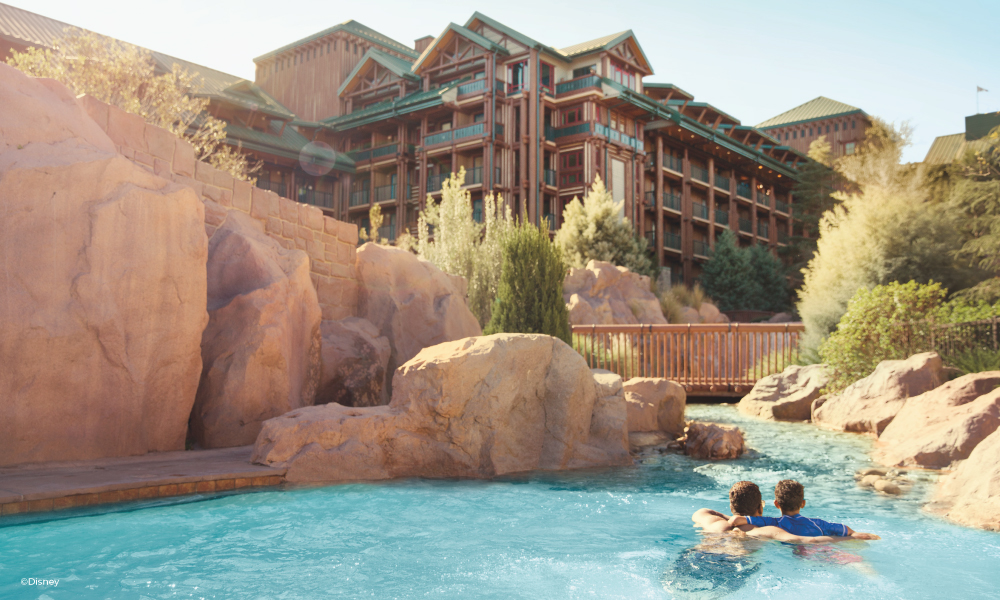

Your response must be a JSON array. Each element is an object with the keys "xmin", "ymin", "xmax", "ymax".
[
  {"xmin": 8, "ymin": 30, "xmax": 257, "ymax": 181},
  {"xmin": 654, "ymin": 283, "xmax": 709, "ymax": 323},
  {"xmin": 485, "ymin": 219, "xmax": 570, "ymax": 344},
  {"xmin": 782, "ymin": 136, "xmax": 843, "ymax": 276},
  {"xmin": 700, "ymin": 231, "xmax": 789, "ymax": 312},
  {"xmin": 358, "ymin": 204, "xmax": 385, "ymax": 244},
  {"xmin": 571, "ymin": 333, "xmax": 641, "ymax": 378},
  {"xmin": 818, "ymin": 281, "xmax": 947, "ymax": 391},
  {"xmin": 744, "ymin": 348, "xmax": 813, "ymax": 379},
  {"xmin": 554, "ymin": 175, "xmax": 653, "ymax": 276},
  {"xmin": 936, "ymin": 296, "xmax": 1000, "ymax": 324},
  {"xmin": 416, "ymin": 169, "xmax": 514, "ymax": 327},
  {"xmin": 943, "ymin": 347, "xmax": 1000, "ymax": 376},
  {"xmin": 797, "ymin": 118, "xmax": 977, "ymax": 353},
  {"xmin": 951, "ymin": 277, "xmax": 1000, "ymax": 305},
  {"xmin": 748, "ymin": 242, "xmax": 790, "ymax": 312},
  {"xmin": 950, "ymin": 126, "xmax": 1000, "ymax": 272}
]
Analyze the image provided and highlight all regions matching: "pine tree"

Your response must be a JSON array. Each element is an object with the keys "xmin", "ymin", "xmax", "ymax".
[
  {"xmin": 699, "ymin": 230, "xmax": 758, "ymax": 312},
  {"xmin": 485, "ymin": 220, "xmax": 571, "ymax": 344},
  {"xmin": 748, "ymin": 242, "xmax": 790, "ymax": 312}
]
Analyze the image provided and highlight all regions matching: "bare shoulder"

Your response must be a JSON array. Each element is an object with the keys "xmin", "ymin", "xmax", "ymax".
[{"xmin": 692, "ymin": 508, "xmax": 733, "ymax": 532}]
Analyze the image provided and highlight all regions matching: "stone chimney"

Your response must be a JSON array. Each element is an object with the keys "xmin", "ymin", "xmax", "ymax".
[{"xmin": 414, "ymin": 36, "xmax": 434, "ymax": 54}]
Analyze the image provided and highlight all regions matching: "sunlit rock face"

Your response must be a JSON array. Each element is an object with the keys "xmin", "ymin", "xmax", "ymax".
[
  {"xmin": 251, "ymin": 334, "xmax": 631, "ymax": 482},
  {"xmin": 928, "ymin": 427, "xmax": 1000, "ymax": 532},
  {"xmin": 622, "ymin": 377, "xmax": 686, "ymax": 435},
  {"xmin": 0, "ymin": 64, "xmax": 208, "ymax": 466},
  {"xmin": 739, "ymin": 364, "xmax": 830, "ymax": 422},
  {"xmin": 563, "ymin": 260, "xmax": 667, "ymax": 326}
]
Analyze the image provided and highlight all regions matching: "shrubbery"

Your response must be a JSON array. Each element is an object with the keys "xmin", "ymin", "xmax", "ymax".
[{"xmin": 700, "ymin": 230, "xmax": 789, "ymax": 312}]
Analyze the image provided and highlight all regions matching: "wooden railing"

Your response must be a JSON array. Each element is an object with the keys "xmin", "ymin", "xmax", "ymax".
[{"xmin": 571, "ymin": 323, "xmax": 805, "ymax": 396}]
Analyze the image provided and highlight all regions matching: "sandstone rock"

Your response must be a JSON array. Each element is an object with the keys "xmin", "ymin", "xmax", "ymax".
[
  {"xmin": 698, "ymin": 303, "xmax": 730, "ymax": 324},
  {"xmin": 191, "ymin": 210, "xmax": 322, "ymax": 449},
  {"xmin": 355, "ymin": 243, "xmax": 482, "ymax": 397},
  {"xmin": 622, "ymin": 378, "xmax": 686, "ymax": 435},
  {"xmin": 873, "ymin": 479, "xmax": 902, "ymax": 495},
  {"xmin": 875, "ymin": 372, "xmax": 1000, "ymax": 469},
  {"xmin": 562, "ymin": 260, "xmax": 666, "ymax": 325},
  {"xmin": 857, "ymin": 467, "xmax": 888, "ymax": 477},
  {"xmin": 928, "ymin": 428, "xmax": 1000, "ymax": 531},
  {"xmin": 859, "ymin": 474, "xmax": 881, "ymax": 487},
  {"xmin": 629, "ymin": 431, "xmax": 674, "ymax": 454},
  {"xmin": 738, "ymin": 364, "xmax": 830, "ymax": 421},
  {"xmin": 252, "ymin": 334, "xmax": 631, "ymax": 482},
  {"xmin": 677, "ymin": 306, "xmax": 703, "ymax": 324},
  {"xmin": 316, "ymin": 318, "xmax": 391, "ymax": 407},
  {"xmin": 0, "ymin": 65, "xmax": 208, "ymax": 466},
  {"xmin": 684, "ymin": 422, "xmax": 746, "ymax": 460},
  {"xmin": 812, "ymin": 352, "xmax": 944, "ymax": 435},
  {"xmin": 767, "ymin": 312, "xmax": 796, "ymax": 323}
]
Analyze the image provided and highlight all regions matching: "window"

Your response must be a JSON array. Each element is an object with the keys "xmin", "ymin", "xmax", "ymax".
[
  {"xmin": 834, "ymin": 123, "xmax": 839, "ymax": 132},
  {"xmin": 808, "ymin": 127, "xmax": 813, "ymax": 136},
  {"xmin": 327, "ymin": 43, "xmax": 330, "ymax": 53},
  {"xmin": 852, "ymin": 120, "xmax": 856, "ymax": 129},
  {"xmin": 845, "ymin": 142, "xmax": 856, "ymax": 155},
  {"xmin": 792, "ymin": 131, "xmax": 797, "ymax": 139},
  {"xmin": 610, "ymin": 114, "xmax": 618, "ymax": 129},
  {"xmin": 540, "ymin": 62, "xmax": 554, "ymax": 93},
  {"xmin": 561, "ymin": 172, "xmax": 584, "ymax": 186},
  {"xmin": 353, "ymin": 43, "xmax": 358, "ymax": 54},
  {"xmin": 562, "ymin": 105, "xmax": 582, "ymax": 125},
  {"xmin": 785, "ymin": 132, "xmax": 789, "ymax": 141},
  {"xmin": 610, "ymin": 62, "xmax": 636, "ymax": 90},
  {"xmin": 561, "ymin": 150, "xmax": 583, "ymax": 169},
  {"xmin": 508, "ymin": 60, "xmax": 528, "ymax": 93},
  {"xmin": 333, "ymin": 41, "xmax": 337, "ymax": 51},
  {"xmin": 474, "ymin": 113, "xmax": 484, "ymax": 123},
  {"xmin": 826, "ymin": 124, "xmax": 830, "ymax": 134},
  {"xmin": 573, "ymin": 65, "xmax": 596, "ymax": 79}
]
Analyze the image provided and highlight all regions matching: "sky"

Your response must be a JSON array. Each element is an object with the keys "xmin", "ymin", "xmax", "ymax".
[{"xmin": 14, "ymin": 0, "xmax": 999, "ymax": 163}]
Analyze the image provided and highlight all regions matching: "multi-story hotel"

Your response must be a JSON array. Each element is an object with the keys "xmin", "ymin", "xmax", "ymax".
[
  {"xmin": 924, "ymin": 111, "xmax": 1000, "ymax": 164},
  {"xmin": 2, "ymin": 4, "xmax": 810, "ymax": 284},
  {"xmin": 757, "ymin": 96, "xmax": 869, "ymax": 159}
]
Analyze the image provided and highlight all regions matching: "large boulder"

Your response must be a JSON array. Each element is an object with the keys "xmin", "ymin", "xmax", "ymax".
[
  {"xmin": 252, "ymin": 334, "xmax": 631, "ymax": 482},
  {"xmin": 316, "ymin": 317, "xmax": 391, "ymax": 407},
  {"xmin": 684, "ymin": 422, "xmax": 746, "ymax": 460},
  {"xmin": 927, "ymin": 428, "xmax": 1000, "ymax": 532},
  {"xmin": 875, "ymin": 372, "xmax": 1000, "ymax": 469},
  {"xmin": 191, "ymin": 210, "xmax": 322, "ymax": 449},
  {"xmin": 563, "ymin": 260, "xmax": 666, "ymax": 325},
  {"xmin": 354, "ymin": 243, "xmax": 481, "ymax": 397},
  {"xmin": 0, "ymin": 65, "xmax": 208, "ymax": 466},
  {"xmin": 739, "ymin": 364, "xmax": 830, "ymax": 421},
  {"xmin": 812, "ymin": 352, "xmax": 943, "ymax": 435},
  {"xmin": 622, "ymin": 378, "xmax": 686, "ymax": 435}
]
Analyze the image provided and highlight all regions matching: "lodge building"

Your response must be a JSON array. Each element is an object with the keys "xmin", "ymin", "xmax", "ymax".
[{"xmin": 756, "ymin": 96, "xmax": 869, "ymax": 159}]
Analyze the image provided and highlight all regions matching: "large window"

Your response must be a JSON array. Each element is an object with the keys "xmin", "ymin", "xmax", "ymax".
[
  {"xmin": 507, "ymin": 60, "xmax": 528, "ymax": 93},
  {"xmin": 573, "ymin": 65, "xmax": 596, "ymax": 79},
  {"xmin": 560, "ymin": 150, "xmax": 584, "ymax": 186},
  {"xmin": 540, "ymin": 62, "xmax": 554, "ymax": 93},
  {"xmin": 562, "ymin": 105, "xmax": 582, "ymax": 125},
  {"xmin": 610, "ymin": 62, "xmax": 636, "ymax": 91}
]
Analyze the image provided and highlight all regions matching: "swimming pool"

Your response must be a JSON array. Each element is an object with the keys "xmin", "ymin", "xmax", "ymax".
[{"xmin": 2, "ymin": 405, "xmax": 998, "ymax": 599}]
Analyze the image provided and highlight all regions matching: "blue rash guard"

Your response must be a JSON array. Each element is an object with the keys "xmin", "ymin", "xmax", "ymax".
[{"xmin": 745, "ymin": 514, "xmax": 850, "ymax": 537}]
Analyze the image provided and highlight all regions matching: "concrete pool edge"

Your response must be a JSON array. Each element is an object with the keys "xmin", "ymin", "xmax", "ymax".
[{"xmin": 0, "ymin": 446, "xmax": 285, "ymax": 517}]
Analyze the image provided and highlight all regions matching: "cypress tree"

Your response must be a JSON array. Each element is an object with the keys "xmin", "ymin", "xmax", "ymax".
[{"xmin": 485, "ymin": 220, "xmax": 571, "ymax": 344}]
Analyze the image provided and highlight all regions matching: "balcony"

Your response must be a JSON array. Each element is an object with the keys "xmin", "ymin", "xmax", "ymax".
[
  {"xmin": 691, "ymin": 165, "xmax": 710, "ymax": 183},
  {"xmin": 545, "ymin": 125, "xmax": 555, "ymax": 142},
  {"xmin": 756, "ymin": 193, "xmax": 770, "ymax": 208},
  {"xmin": 775, "ymin": 199, "xmax": 790, "ymax": 214},
  {"xmin": 495, "ymin": 80, "xmax": 505, "ymax": 94},
  {"xmin": 665, "ymin": 232, "xmax": 682, "ymax": 251},
  {"xmin": 347, "ymin": 148, "xmax": 372, "ymax": 162},
  {"xmin": 758, "ymin": 222, "xmax": 770, "ymax": 239},
  {"xmin": 465, "ymin": 166, "xmax": 483, "ymax": 185},
  {"xmin": 555, "ymin": 74, "xmax": 602, "ymax": 95},
  {"xmin": 544, "ymin": 169, "xmax": 557, "ymax": 187},
  {"xmin": 377, "ymin": 222, "xmax": 396, "ymax": 242},
  {"xmin": 298, "ymin": 189, "xmax": 333, "ymax": 209},
  {"xmin": 738, "ymin": 217, "xmax": 752, "ymax": 234},
  {"xmin": 664, "ymin": 155, "xmax": 683, "ymax": 172},
  {"xmin": 494, "ymin": 123, "xmax": 504, "ymax": 137},
  {"xmin": 692, "ymin": 202, "xmax": 709, "ymax": 220},
  {"xmin": 374, "ymin": 184, "xmax": 396, "ymax": 202},
  {"xmin": 426, "ymin": 172, "xmax": 451, "ymax": 193},
  {"xmin": 693, "ymin": 240, "xmax": 710, "ymax": 257},
  {"xmin": 454, "ymin": 123, "xmax": 484, "ymax": 140},
  {"xmin": 544, "ymin": 214, "xmax": 557, "ymax": 231},
  {"xmin": 554, "ymin": 123, "xmax": 591, "ymax": 138},
  {"xmin": 256, "ymin": 179, "xmax": 286, "ymax": 197},
  {"xmin": 664, "ymin": 192, "xmax": 681, "ymax": 212},
  {"xmin": 349, "ymin": 189, "xmax": 369, "ymax": 208},
  {"xmin": 457, "ymin": 78, "xmax": 487, "ymax": 96},
  {"xmin": 424, "ymin": 130, "xmax": 453, "ymax": 146},
  {"xmin": 371, "ymin": 143, "xmax": 397, "ymax": 160},
  {"xmin": 714, "ymin": 174, "xmax": 730, "ymax": 191},
  {"xmin": 715, "ymin": 208, "xmax": 729, "ymax": 226},
  {"xmin": 644, "ymin": 191, "xmax": 655, "ymax": 209},
  {"xmin": 736, "ymin": 182, "xmax": 752, "ymax": 199}
]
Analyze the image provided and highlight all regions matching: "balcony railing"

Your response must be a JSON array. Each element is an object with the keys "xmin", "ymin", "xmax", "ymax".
[
  {"xmin": 664, "ymin": 155, "xmax": 683, "ymax": 172},
  {"xmin": 693, "ymin": 240, "xmax": 710, "ymax": 257},
  {"xmin": 377, "ymin": 223, "xmax": 396, "ymax": 242},
  {"xmin": 545, "ymin": 125, "xmax": 556, "ymax": 142},
  {"xmin": 349, "ymin": 189, "xmax": 369, "ymax": 207},
  {"xmin": 665, "ymin": 232, "xmax": 682, "ymax": 250},
  {"xmin": 298, "ymin": 188, "xmax": 333, "ymax": 209},
  {"xmin": 371, "ymin": 143, "xmax": 397, "ymax": 159},
  {"xmin": 736, "ymin": 182, "xmax": 752, "ymax": 199},
  {"xmin": 714, "ymin": 174, "xmax": 730, "ymax": 191},
  {"xmin": 256, "ymin": 179, "xmax": 286, "ymax": 197},
  {"xmin": 555, "ymin": 74, "xmax": 601, "ymax": 95},
  {"xmin": 424, "ymin": 130, "xmax": 453, "ymax": 146},
  {"xmin": 739, "ymin": 217, "xmax": 752, "ymax": 233},
  {"xmin": 758, "ymin": 222, "xmax": 770, "ymax": 238},
  {"xmin": 347, "ymin": 148, "xmax": 371, "ymax": 162},
  {"xmin": 664, "ymin": 192, "xmax": 681, "ymax": 212},
  {"xmin": 374, "ymin": 184, "xmax": 396, "ymax": 202},
  {"xmin": 544, "ymin": 169, "xmax": 557, "ymax": 186},
  {"xmin": 756, "ymin": 193, "xmax": 770, "ymax": 208},
  {"xmin": 775, "ymin": 199, "xmax": 790, "ymax": 214},
  {"xmin": 692, "ymin": 202, "xmax": 709, "ymax": 220},
  {"xmin": 465, "ymin": 167, "xmax": 483, "ymax": 185},
  {"xmin": 494, "ymin": 123, "xmax": 504, "ymax": 137},
  {"xmin": 715, "ymin": 208, "xmax": 729, "ymax": 226},
  {"xmin": 457, "ymin": 78, "xmax": 487, "ymax": 95},
  {"xmin": 427, "ymin": 172, "xmax": 451, "ymax": 193},
  {"xmin": 454, "ymin": 123, "xmax": 484, "ymax": 140},
  {"xmin": 555, "ymin": 123, "xmax": 591, "ymax": 138},
  {"xmin": 495, "ymin": 80, "xmax": 505, "ymax": 94},
  {"xmin": 691, "ymin": 165, "xmax": 710, "ymax": 183}
]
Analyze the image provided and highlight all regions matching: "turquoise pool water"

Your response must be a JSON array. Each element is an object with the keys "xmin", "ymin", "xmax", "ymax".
[{"xmin": 2, "ymin": 405, "xmax": 998, "ymax": 599}]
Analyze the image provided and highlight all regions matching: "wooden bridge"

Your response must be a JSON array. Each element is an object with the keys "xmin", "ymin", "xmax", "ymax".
[{"xmin": 571, "ymin": 323, "xmax": 805, "ymax": 396}]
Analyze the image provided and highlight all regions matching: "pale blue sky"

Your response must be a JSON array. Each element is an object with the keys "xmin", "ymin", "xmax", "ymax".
[{"xmin": 15, "ymin": 0, "xmax": 999, "ymax": 162}]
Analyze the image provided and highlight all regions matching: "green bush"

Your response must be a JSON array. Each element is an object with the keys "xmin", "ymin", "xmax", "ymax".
[
  {"xmin": 485, "ymin": 219, "xmax": 571, "ymax": 344},
  {"xmin": 700, "ymin": 231, "xmax": 789, "ymax": 312},
  {"xmin": 936, "ymin": 296, "xmax": 1000, "ymax": 324},
  {"xmin": 819, "ymin": 281, "xmax": 946, "ymax": 391},
  {"xmin": 943, "ymin": 348, "xmax": 1000, "ymax": 376}
]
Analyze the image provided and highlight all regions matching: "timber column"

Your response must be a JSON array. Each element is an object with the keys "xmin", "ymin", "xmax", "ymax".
[
  {"xmin": 655, "ymin": 135, "xmax": 664, "ymax": 266},
  {"xmin": 527, "ymin": 47, "xmax": 539, "ymax": 224},
  {"xmin": 681, "ymin": 147, "xmax": 692, "ymax": 284},
  {"xmin": 707, "ymin": 156, "xmax": 716, "ymax": 248}
]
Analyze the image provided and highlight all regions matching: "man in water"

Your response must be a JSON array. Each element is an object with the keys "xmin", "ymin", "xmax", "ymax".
[{"xmin": 691, "ymin": 480, "xmax": 839, "ymax": 542}]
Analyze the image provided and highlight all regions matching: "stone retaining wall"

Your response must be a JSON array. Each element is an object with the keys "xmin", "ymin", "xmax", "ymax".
[{"xmin": 77, "ymin": 95, "xmax": 357, "ymax": 320}]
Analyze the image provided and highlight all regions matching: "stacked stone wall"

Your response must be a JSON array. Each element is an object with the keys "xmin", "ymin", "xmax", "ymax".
[{"xmin": 77, "ymin": 95, "xmax": 357, "ymax": 320}]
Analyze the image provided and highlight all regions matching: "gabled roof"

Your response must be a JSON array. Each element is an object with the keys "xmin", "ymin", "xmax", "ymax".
[
  {"xmin": 643, "ymin": 82, "xmax": 694, "ymax": 103},
  {"xmin": 756, "ymin": 96, "xmax": 865, "ymax": 129},
  {"xmin": 558, "ymin": 29, "xmax": 653, "ymax": 73},
  {"xmin": 254, "ymin": 20, "xmax": 416, "ymax": 62},
  {"xmin": 923, "ymin": 132, "xmax": 992, "ymax": 165},
  {"xmin": 221, "ymin": 116, "xmax": 354, "ymax": 172},
  {"xmin": 411, "ymin": 22, "xmax": 510, "ymax": 74},
  {"xmin": 0, "ymin": 1, "xmax": 76, "ymax": 48},
  {"xmin": 463, "ymin": 12, "xmax": 566, "ymax": 62},
  {"xmin": 337, "ymin": 47, "xmax": 417, "ymax": 97},
  {"xmin": 323, "ymin": 80, "xmax": 463, "ymax": 131}
]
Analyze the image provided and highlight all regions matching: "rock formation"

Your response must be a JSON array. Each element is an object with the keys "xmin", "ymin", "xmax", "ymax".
[
  {"xmin": 191, "ymin": 210, "xmax": 322, "ymax": 448},
  {"xmin": 684, "ymin": 422, "xmax": 746, "ymax": 460},
  {"xmin": 874, "ymin": 372, "xmax": 1000, "ymax": 469},
  {"xmin": 252, "ymin": 334, "xmax": 631, "ymax": 482},
  {"xmin": 927, "ymin": 427, "xmax": 1000, "ymax": 532},
  {"xmin": 354, "ymin": 243, "xmax": 482, "ymax": 397},
  {"xmin": 738, "ymin": 364, "xmax": 830, "ymax": 421},
  {"xmin": 316, "ymin": 317, "xmax": 391, "ymax": 407},
  {"xmin": 0, "ymin": 64, "xmax": 208, "ymax": 466},
  {"xmin": 812, "ymin": 352, "xmax": 943, "ymax": 435},
  {"xmin": 563, "ymin": 260, "xmax": 666, "ymax": 325},
  {"xmin": 622, "ymin": 377, "xmax": 686, "ymax": 435}
]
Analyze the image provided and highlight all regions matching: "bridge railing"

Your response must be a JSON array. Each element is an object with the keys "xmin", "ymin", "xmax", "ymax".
[{"xmin": 571, "ymin": 323, "xmax": 805, "ymax": 395}]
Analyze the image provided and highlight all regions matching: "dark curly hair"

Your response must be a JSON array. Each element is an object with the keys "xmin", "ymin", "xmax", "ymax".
[
  {"xmin": 774, "ymin": 480, "xmax": 805, "ymax": 513},
  {"xmin": 729, "ymin": 481, "xmax": 762, "ymax": 516}
]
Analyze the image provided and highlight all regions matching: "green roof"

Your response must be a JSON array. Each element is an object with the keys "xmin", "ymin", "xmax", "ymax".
[
  {"xmin": 337, "ymin": 47, "xmax": 417, "ymax": 97},
  {"xmin": 412, "ymin": 22, "xmax": 510, "ymax": 72},
  {"xmin": 756, "ymin": 96, "xmax": 865, "ymax": 129},
  {"xmin": 323, "ymin": 81, "xmax": 463, "ymax": 131},
  {"xmin": 643, "ymin": 82, "xmax": 694, "ymax": 101},
  {"xmin": 254, "ymin": 20, "xmax": 416, "ymax": 62},
  {"xmin": 223, "ymin": 118, "xmax": 354, "ymax": 172},
  {"xmin": 558, "ymin": 29, "xmax": 653, "ymax": 73},
  {"xmin": 463, "ymin": 12, "xmax": 566, "ymax": 62},
  {"xmin": 923, "ymin": 133, "xmax": 991, "ymax": 165}
]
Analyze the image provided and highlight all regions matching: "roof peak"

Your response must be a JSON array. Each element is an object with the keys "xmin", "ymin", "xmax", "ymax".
[{"xmin": 756, "ymin": 96, "xmax": 864, "ymax": 129}]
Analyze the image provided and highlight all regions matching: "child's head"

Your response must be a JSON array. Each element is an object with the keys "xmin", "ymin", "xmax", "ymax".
[
  {"xmin": 729, "ymin": 481, "xmax": 764, "ymax": 517},
  {"xmin": 774, "ymin": 479, "xmax": 807, "ymax": 515}
]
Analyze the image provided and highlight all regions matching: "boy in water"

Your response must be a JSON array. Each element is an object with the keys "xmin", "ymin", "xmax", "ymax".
[
  {"xmin": 727, "ymin": 479, "xmax": 880, "ymax": 540},
  {"xmin": 692, "ymin": 481, "xmax": 836, "ymax": 543}
]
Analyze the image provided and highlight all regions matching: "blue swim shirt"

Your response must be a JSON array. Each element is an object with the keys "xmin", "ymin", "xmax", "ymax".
[{"xmin": 745, "ymin": 513, "xmax": 849, "ymax": 537}]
